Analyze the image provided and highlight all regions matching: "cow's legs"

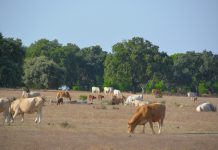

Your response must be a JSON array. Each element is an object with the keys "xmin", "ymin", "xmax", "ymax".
[
  {"xmin": 141, "ymin": 124, "xmax": 145, "ymax": 133},
  {"xmin": 158, "ymin": 121, "xmax": 162, "ymax": 134},
  {"xmin": 149, "ymin": 121, "xmax": 155, "ymax": 134},
  {"xmin": 12, "ymin": 109, "xmax": 20, "ymax": 122},
  {"xmin": 21, "ymin": 113, "xmax": 24, "ymax": 122},
  {"xmin": 35, "ymin": 110, "xmax": 42, "ymax": 123}
]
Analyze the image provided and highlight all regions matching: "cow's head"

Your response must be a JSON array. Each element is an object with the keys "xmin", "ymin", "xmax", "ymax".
[{"xmin": 127, "ymin": 122, "xmax": 136, "ymax": 134}]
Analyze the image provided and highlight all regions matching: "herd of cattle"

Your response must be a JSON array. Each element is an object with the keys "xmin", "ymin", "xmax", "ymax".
[{"xmin": 0, "ymin": 87, "xmax": 217, "ymax": 135}]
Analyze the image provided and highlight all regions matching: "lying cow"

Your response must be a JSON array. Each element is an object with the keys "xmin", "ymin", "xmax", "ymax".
[
  {"xmin": 56, "ymin": 91, "xmax": 71, "ymax": 101},
  {"xmin": 124, "ymin": 94, "xmax": 143, "ymax": 106},
  {"xmin": 196, "ymin": 102, "xmax": 217, "ymax": 112},
  {"xmin": 10, "ymin": 97, "xmax": 46, "ymax": 123},
  {"xmin": 128, "ymin": 103, "xmax": 166, "ymax": 134},
  {"xmin": 111, "ymin": 95, "xmax": 126, "ymax": 105},
  {"xmin": 0, "ymin": 97, "xmax": 12, "ymax": 125},
  {"xmin": 22, "ymin": 91, "xmax": 41, "ymax": 98}
]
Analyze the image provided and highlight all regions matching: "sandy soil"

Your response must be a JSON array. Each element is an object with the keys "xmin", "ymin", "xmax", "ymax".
[{"xmin": 0, "ymin": 89, "xmax": 218, "ymax": 150}]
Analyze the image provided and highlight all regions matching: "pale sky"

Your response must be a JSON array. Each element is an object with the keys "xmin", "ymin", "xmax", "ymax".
[{"xmin": 0, "ymin": 0, "xmax": 218, "ymax": 55}]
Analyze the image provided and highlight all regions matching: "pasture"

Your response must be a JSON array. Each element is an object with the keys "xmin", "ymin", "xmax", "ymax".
[{"xmin": 0, "ymin": 89, "xmax": 218, "ymax": 150}]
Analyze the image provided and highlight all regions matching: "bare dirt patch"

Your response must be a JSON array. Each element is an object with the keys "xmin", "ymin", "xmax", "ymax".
[{"xmin": 0, "ymin": 89, "xmax": 218, "ymax": 150}]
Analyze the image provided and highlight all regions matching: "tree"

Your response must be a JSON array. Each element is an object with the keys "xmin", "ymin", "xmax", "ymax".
[
  {"xmin": 104, "ymin": 37, "xmax": 173, "ymax": 92},
  {"xmin": 79, "ymin": 45, "xmax": 107, "ymax": 89},
  {"xmin": 23, "ymin": 56, "xmax": 64, "ymax": 89},
  {"xmin": 0, "ymin": 33, "xmax": 25, "ymax": 87}
]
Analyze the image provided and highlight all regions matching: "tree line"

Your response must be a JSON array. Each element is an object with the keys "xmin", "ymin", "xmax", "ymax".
[{"xmin": 0, "ymin": 33, "xmax": 218, "ymax": 95}]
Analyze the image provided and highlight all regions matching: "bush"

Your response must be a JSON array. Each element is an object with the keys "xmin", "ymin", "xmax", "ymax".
[
  {"xmin": 79, "ymin": 95, "xmax": 87, "ymax": 101},
  {"xmin": 198, "ymin": 82, "xmax": 208, "ymax": 95},
  {"xmin": 72, "ymin": 85, "xmax": 79, "ymax": 91}
]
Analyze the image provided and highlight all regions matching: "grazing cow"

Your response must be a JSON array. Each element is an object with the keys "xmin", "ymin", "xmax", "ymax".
[
  {"xmin": 57, "ymin": 97, "xmax": 64, "ymax": 105},
  {"xmin": 113, "ymin": 89, "xmax": 121, "ymax": 96},
  {"xmin": 88, "ymin": 95, "xmax": 96, "ymax": 103},
  {"xmin": 104, "ymin": 87, "xmax": 113, "ymax": 94},
  {"xmin": 0, "ymin": 98, "xmax": 12, "ymax": 124},
  {"xmin": 124, "ymin": 94, "xmax": 143, "ymax": 106},
  {"xmin": 196, "ymin": 103, "xmax": 217, "ymax": 112},
  {"xmin": 128, "ymin": 103, "xmax": 166, "ymax": 134},
  {"xmin": 111, "ymin": 95, "xmax": 126, "ymax": 105},
  {"xmin": 97, "ymin": 95, "xmax": 104, "ymax": 101},
  {"xmin": 56, "ymin": 91, "xmax": 71, "ymax": 101},
  {"xmin": 10, "ymin": 97, "xmax": 46, "ymax": 123},
  {"xmin": 187, "ymin": 92, "xmax": 198, "ymax": 102},
  {"xmin": 92, "ymin": 87, "xmax": 100, "ymax": 93},
  {"xmin": 22, "ymin": 91, "xmax": 41, "ymax": 98}
]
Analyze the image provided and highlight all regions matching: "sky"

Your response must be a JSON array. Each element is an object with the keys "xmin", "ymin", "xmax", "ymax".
[{"xmin": 0, "ymin": 0, "xmax": 218, "ymax": 55}]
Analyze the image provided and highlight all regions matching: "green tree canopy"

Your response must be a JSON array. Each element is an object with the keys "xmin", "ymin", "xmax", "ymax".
[{"xmin": 23, "ymin": 56, "xmax": 64, "ymax": 89}]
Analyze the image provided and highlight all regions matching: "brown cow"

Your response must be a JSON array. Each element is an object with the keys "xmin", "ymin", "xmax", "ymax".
[
  {"xmin": 128, "ymin": 103, "xmax": 166, "ymax": 134},
  {"xmin": 88, "ymin": 95, "xmax": 96, "ymax": 103},
  {"xmin": 56, "ymin": 91, "xmax": 71, "ymax": 101},
  {"xmin": 57, "ymin": 97, "xmax": 64, "ymax": 105},
  {"xmin": 97, "ymin": 95, "xmax": 104, "ymax": 101},
  {"xmin": 111, "ymin": 95, "xmax": 126, "ymax": 105}
]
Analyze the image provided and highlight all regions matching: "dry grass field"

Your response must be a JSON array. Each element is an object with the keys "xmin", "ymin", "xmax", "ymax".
[{"xmin": 0, "ymin": 88, "xmax": 218, "ymax": 150}]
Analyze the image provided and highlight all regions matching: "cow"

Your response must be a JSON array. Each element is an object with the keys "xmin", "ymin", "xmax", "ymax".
[
  {"xmin": 111, "ymin": 95, "xmax": 126, "ymax": 105},
  {"xmin": 56, "ymin": 91, "xmax": 71, "ymax": 101},
  {"xmin": 88, "ymin": 95, "xmax": 96, "ymax": 103},
  {"xmin": 22, "ymin": 91, "xmax": 41, "ymax": 98},
  {"xmin": 92, "ymin": 87, "xmax": 100, "ymax": 93},
  {"xmin": 97, "ymin": 95, "xmax": 104, "ymax": 101},
  {"xmin": 187, "ymin": 92, "xmax": 198, "ymax": 102},
  {"xmin": 104, "ymin": 87, "xmax": 113, "ymax": 94},
  {"xmin": 10, "ymin": 97, "xmax": 46, "ymax": 123},
  {"xmin": 0, "ymin": 97, "xmax": 12, "ymax": 125},
  {"xmin": 113, "ymin": 89, "xmax": 121, "ymax": 96},
  {"xmin": 196, "ymin": 102, "xmax": 217, "ymax": 112},
  {"xmin": 134, "ymin": 100, "xmax": 148, "ymax": 107},
  {"xmin": 57, "ymin": 97, "xmax": 64, "ymax": 105},
  {"xmin": 128, "ymin": 103, "xmax": 166, "ymax": 134},
  {"xmin": 124, "ymin": 94, "xmax": 143, "ymax": 106}
]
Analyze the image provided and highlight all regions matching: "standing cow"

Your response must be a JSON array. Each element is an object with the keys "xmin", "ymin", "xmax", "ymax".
[
  {"xmin": 128, "ymin": 103, "xmax": 166, "ymax": 134},
  {"xmin": 0, "ymin": 98, "xmax": 12, "ymax": 125},
  {"xmin": 92, "ymin": 87, "xmax": 100, "ymax": 93},
  {"xmin": 10, "ymin": 97, "xmax": 46, "ymax": 123}
]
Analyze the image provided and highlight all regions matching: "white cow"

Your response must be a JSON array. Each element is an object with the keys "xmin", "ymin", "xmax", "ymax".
[
  {"xmin": 10, "ymin": 97, "xmax": 46, "ymax": 123},
  {"xmin": 0, "ymin": 98, "xmax": 11, "ymax": 124},
  {"xmin": 92, "ymin": 87, "xmax": 100, "ymax": 93},
  {"xmin": 22, "ymin": 91, "xmax": 41, "ymax": 98},
  {"xmin": 113, "ymin": 89, "xmax": 121, "ymax": 96},
  {"xmin": 134, "ymin": 100, "xmax": 148, "ymax": 107},
  {"xmin": 124, "ymin": 94, "xmax": 143, "ymax": 106},
  {"xmin": 104, "ymin": 87, "xmax": 113, "ymax": 94},
  {"xmin": 196, "ymin": 103, "xmax": 217, "ymax": 112},
  {"xmin": 187, "ymin": 92, "xmax": 197, "ymax": 102}
]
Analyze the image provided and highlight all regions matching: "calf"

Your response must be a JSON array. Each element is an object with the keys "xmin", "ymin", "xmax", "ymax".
[
  {"xmin": 97, "ymin": 95, "xmax": 104, "ymax": 101},
  {"xmin": 57, "ymin": 97, "xmax": 64, "ymax": 105},
  {"xmin": 88, "ymin": 95, "xmax": 96, "ymax": 103},
  {"xmin": 128, "ymin": 103, "xmax": 166, "ymax": 134}
]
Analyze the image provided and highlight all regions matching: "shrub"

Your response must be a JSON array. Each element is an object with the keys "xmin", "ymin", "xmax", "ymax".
[
  {"xmin": 198, "ymin": 82, "xmax": 208, "ymax": 95},
  {"xmin": 79, "ymin": 95, "xmax": 87, "ymax": 101},
  {"xmin": 72, "ymin": 85, "xmax": 79, "ymax": 91}
]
